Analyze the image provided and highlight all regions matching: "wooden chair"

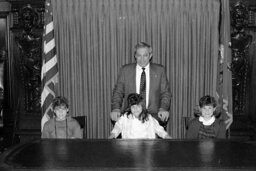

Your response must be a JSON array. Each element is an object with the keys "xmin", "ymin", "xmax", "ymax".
[
  {"xmin": 184, "ymin": 117, "xmax": 193, "ymax": 130},
  {"xmin": 72, "ymin": 116, "xmax": 87, "ymax": 139}
]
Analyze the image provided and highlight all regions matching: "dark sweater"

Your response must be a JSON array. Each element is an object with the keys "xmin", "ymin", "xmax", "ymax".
[
  {"xmin": 42, "ymin": 117, "xmax": 82, "ymax": 139},
  {"xmin": 186, "ymin": 117, "xmax": 226, "ymax": 139}
]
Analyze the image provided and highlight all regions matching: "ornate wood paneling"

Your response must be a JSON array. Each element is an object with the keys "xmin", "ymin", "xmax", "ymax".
[
  {"xmin": 230, "ymin": 1, "xmax": 252, "ymax": 116},
  {"xmin": 14, "ymin": 4, "xmax": 43, "ymax": 113},
  {"xmin": 8, "ymin": 1, "xmax": 44, "ymax": 134}
]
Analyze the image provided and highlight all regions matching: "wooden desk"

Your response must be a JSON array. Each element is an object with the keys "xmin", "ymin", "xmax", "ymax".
[{"xmin": 0, "ymin": 139, "xmax": 256, "ymax": 170}]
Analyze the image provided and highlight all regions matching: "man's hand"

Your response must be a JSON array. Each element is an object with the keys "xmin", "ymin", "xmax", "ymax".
[
  {"xmin": 110, "ymin": 110, "xmax": 121, "ymax": 121},
  {"xmin": 225, "ymin": 112, "xmax": 233, "ymax": 130},
  {"xmin": 158, "ymin": 110, "xmax": 169, "ymax": 122}
]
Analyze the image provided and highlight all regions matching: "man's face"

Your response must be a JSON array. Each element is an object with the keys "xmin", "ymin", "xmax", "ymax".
[{"xmin": 135, "ymin": 47, "xmax": 152, "ymax": 67}]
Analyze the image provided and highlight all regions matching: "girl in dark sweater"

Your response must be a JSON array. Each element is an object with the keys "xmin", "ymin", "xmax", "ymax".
[
  {"xmin": 42, "ymin": 96, "xmax": 82, "ymax": 139},
  {"xmin": 186, "ymin": 95, "xmax": 226, "ymax": 139}
]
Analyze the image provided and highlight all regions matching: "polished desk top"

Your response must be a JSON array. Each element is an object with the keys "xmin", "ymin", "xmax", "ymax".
[{"xmin": 0, "ymin": 139, "xmax": 256, "ymax": 170}]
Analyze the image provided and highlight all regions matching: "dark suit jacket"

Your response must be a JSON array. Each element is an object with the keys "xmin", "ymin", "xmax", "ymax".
[{"xmin": 111, "ymin": 63, "xmax": 171, "ymax": 121}]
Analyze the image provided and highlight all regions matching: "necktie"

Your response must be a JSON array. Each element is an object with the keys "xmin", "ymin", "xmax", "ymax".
[{"xmin": 140, "ymin": 68, "xmax": 146, "ymax": 105}]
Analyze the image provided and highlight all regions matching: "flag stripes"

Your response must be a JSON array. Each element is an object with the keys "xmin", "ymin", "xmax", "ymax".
[
  {"xmin": 44, "ymin": 39, "xmax": 55, "ymax": 54},
  {"xmin": 44, "ymin": 49, "xmax": 56, "ymax": 62},
  {"xmin": 41, "ymin": 0, "xmax": 59, "ymax": 131},
  {"xmin": 42, "ymin": 55, "xmax": 58, "ymax": 74},
  {"xmin": 46, "ymin": 22, "xmax": 54, "ymax": 34}
]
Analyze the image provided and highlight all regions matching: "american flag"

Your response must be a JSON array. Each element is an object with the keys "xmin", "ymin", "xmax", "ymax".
[
  {"xmin": 216, "ymin": 0, "xmax": 233, "ymax": 132},
  {"xmin": 41, "ymin": 0, "xmax": 59, "ymax": 131}
]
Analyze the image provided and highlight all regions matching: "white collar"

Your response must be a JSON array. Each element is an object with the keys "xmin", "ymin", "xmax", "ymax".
[
  {"xmin": 199, "ymin": 116, "xmax": 215, "ymax": 126},
  {"xmin": 136, "ymin": 63, "xmax": 150, "ymax": 70}
]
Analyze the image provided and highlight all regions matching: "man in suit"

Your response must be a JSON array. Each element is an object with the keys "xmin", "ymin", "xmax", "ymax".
[{"xmin": 110, "ymin": 42, "xmax": 171, "ymax": 126}]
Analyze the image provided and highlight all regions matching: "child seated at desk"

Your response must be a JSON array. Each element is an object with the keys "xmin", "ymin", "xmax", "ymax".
[
  {"xmin": 109, "ymin": 93, "xmax": 171, "ymax": 139},
  {"xmin": 186, "ymin": 95, "xmax": 226, "ymax": 139},
  {"xmin": 42, "ymin": 96, "xmax": 82, "ymax": 139}
]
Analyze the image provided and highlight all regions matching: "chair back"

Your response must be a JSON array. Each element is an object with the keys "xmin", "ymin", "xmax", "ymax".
[
  {"xmin": 72, "ymin": 116, "xmax": 87, "ymax": 139},
  {"xmin": 184, "ymin": 117, "xmax": 193, "ymax": 131}
]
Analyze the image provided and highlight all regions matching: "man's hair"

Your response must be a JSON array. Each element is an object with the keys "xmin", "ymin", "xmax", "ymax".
[
  {"xmin": 134, "ymin": 42, "xmax": 153, "ymax": 58},
  {"xmin": 199, "ymin": 95, "xmax": 217, "ymax": 108},
  {"xmin": 125, "ymin": 93, "xmax": 149, "ymax": 123},
  {"xmin": 52, "ymin": 96, "xmax": 69, "ymax": 110}
]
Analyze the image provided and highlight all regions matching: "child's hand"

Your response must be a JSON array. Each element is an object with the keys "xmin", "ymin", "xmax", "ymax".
[
  {"xmin": 108, "ymin": 133, "xmax": 116, "ymax": 139},
  {"xmin": 164, "ymin": 134, "xmax": 172, "ymax": 139}
]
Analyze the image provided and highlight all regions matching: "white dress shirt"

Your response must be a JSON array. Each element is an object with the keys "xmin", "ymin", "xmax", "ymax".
[{"xmin": 136, "ymin": 64, "xmax": 150, "ymax": 108}]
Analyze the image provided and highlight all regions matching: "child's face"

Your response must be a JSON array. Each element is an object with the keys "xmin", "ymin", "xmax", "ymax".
[
  {"xmin": 131, "ymin": 104, "xmax": 142, "ymax": 118},
  {"xmin": 200, "ymin": 105, "xmax": 216, "ymax": 120},
  {"xmin": 54, "ymin": 105, "xmax": 69, "ymax": 121}
]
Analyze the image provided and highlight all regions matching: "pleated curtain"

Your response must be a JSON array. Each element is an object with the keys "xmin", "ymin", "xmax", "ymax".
[{"xmin": 52, "ymin": 0, "xmax": 221, "ymax": 138}]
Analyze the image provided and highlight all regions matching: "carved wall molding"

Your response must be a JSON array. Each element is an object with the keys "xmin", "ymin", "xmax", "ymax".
[
  {"xmin": 230, "ymin": 1, "xmax": 252, "ymax": 116},
  {"xmin": 14, "ymin": 4, "xmax": 44, "ymax": 113}
]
